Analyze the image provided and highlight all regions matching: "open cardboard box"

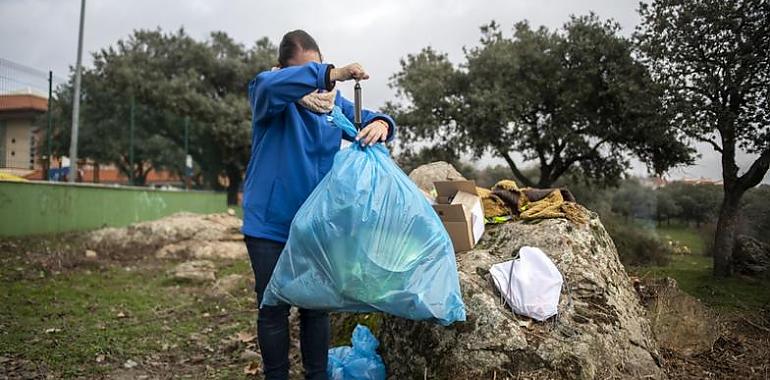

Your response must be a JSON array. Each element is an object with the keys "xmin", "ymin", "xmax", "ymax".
[{"xmin": 432, "ymin": 180, "xmax": 485, "ymax": 252}]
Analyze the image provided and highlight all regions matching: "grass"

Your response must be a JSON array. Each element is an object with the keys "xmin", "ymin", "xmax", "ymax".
[
  {"xmin": 653, "ymin": 222, "xmax": 707, "ymax": 255},
  {"xmin": 628, "ymin": 221, "xmax": 769, "ymax": 313},
  {"xmin": 634, "ymin": 255, "xmax": 770, "ymax": 313},
  {"xmin": 0, "ymin": 250, "xmax": 257, "ymax": 379}
]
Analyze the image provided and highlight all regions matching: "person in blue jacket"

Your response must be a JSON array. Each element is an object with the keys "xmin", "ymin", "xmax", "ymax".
[{"xmin": 242, "ymin": 30, "xmax": 396, "ymax": 380}]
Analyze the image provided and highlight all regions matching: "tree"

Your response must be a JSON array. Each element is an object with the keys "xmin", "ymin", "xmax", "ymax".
[
  {"xmin": 50, "ymin": 29, "xmax": 276, "ymax": 203},
  {"xmin": 396, "ymin": 146, "xmax": 461, "ymax": 175},
  {"xmin": 738, "ymin": 184, "xmax": 770, "ymax": 244},
  {"xmin": 610, "ymin": 179, "xmax": 657, "ymax": 220},
  {"xmin": 387, "ymin": 15, "xmax": 693, "ymax": 188},
  {"xmin": 655, "ymin": 190, "xmax": 681, "ymax": 225},
  {"xmin": 637, "ymin": 0, "xmax": 770, "ymax": 276},
  {"xmin": 48, "ymin": 74, "xmax": 185, "ymax": 186}
]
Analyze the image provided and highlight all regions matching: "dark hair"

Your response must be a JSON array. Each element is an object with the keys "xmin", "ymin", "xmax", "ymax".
[{"xmin": 278, "ymin": 30, "xmax": 322, "ymax": 68}]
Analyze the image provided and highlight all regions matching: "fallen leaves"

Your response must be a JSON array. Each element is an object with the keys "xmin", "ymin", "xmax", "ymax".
[
  {"xmin": 243, "ymin": 361, "xmax": 260, "ymax": 375},
  {"xmin": 240, "ymin": 349, "xmax": 259, "ymax": 361},
  {"xmin": 237, "ymin": 331, "xmax": 256, "ymax": 343}
]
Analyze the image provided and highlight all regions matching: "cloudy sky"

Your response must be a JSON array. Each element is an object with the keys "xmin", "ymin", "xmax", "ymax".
[{"xmin": 1, "ymin": 0, "xmax": 766, "ymax": 183}]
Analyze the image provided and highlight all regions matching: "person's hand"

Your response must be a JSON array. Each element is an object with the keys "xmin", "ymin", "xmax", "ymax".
[
  {"xmin": 331, "ymin": 63, "xmax": 369, "ymax": 82},
  {"xmin": 356, "ymin": 119, "xmax": 388, "ymax": 146},
  {"xmin": 298, "ymin": 90, "xmax": 336, "ymax": 113}
]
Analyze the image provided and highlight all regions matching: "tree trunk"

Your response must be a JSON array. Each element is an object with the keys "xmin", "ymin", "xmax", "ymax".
[
  {"xmin": 712, "ymin": 191, "xmax": 742, "ymax": 277},
  {"xmin": 497, "ymin": 148, "xmax": 535, "ymax": 187},
  {"xmin": 537, "ymin": 176, "xmax": 554, "ymax": 188},
  {"xmin": 225, "ymin": 166, "xmax": 242, "ymax": 206}
]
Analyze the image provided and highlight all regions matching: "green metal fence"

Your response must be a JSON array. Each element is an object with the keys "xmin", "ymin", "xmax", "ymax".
[{"xmin": 0, "ymin": 180, "xmax": 226, "ymax": 236}]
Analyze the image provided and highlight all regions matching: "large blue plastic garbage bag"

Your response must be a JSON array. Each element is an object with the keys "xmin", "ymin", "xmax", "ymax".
[
  {"xmin": 261, "ymin": 106, "xmax": 466, "ymax": 325},
  {"xmin": 327, "ymin": 325, "xmax": 386, "ymax": 380}
]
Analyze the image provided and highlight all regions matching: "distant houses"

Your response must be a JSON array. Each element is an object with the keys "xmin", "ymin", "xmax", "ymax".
[
  {"xmin": 0, "ymin": 92, "xmax": 181, "ymax": 187},
  {"xmin": 639, "ymin": 175, "xmax": 724, "ymax": 189}
]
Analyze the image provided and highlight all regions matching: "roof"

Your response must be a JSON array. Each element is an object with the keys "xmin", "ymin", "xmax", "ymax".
[{"xmin": 0, "ymin": 94, "xmax": 48, "ymax": 115}]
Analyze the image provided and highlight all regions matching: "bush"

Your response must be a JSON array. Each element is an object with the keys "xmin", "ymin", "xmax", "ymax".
[
  {"xmin": 698, "ymin": 223, "xmax": 717, "ymax": 257},
  {"xmin": 604, "ymin": 216, "xmax": 673, "ymax": 266}
]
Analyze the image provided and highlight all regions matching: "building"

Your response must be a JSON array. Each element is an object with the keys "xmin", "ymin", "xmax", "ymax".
[
  {"xmin": 0, "ymin": 92, "xmax": 47, "ymax": 177},
  {"xmin": 0, "ymin": 91, "xmax": 183, "ymax": 187}
]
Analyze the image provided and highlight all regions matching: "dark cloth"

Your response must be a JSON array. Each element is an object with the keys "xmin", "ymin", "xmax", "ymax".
[{"xmin": 245, "ymin": 236, "xmax": 330, "ymax": 380}]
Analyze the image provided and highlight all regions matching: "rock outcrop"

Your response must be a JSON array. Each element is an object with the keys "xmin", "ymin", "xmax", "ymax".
[
  {"xmin": 734, "ymin": 235, "xmax": 770, "ymax": 275},
  {"xmin": 375, "ymin": 163, "xmax": 664, "ymax": 379},
  {"xmin": 407, "ymin": 161, "xmax": 466, "ymax": 192},
  {"xmin": 168, "ymin": 260, "xmax": 216, "ymax": 283},
  {"xmin": 85, "ymin": 212, "xmax": 246, "ymax": 261}
]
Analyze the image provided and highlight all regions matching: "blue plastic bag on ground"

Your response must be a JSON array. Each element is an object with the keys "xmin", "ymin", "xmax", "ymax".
[
  {"xmin": 261, "ymin": 106, "xmax": 466, "ymax": 325},
  {"xmin": 327, "ymin": 325, "xmax": 386, "ymax": 380}
]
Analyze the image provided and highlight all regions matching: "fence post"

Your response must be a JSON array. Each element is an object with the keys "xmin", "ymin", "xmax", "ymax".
[
  {"xmin": 129, "ymin": 95, "xmax": 135, "ymax": 185},
  {"xmin": 184, "ymin": 117, "xmax": 192, "ymax": 190},
  {"xmin": 45, "ymin": 70, "xmax": 53, "ymax": 180}
]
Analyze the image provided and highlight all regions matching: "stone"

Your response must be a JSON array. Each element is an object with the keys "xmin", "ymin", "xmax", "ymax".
[
  {"xmin": 86, "ymin": 212, "xmax": 243, "ymax": 255},
  {"xmin": 376, "ymin": 208, "xmax": 665, "ymax": 379},
  {"xmin": 190, "ymin": 241, "xmax": 247, "ymax": 260},
  {"xmin": 213, "ymin": 274, "xmax": 246, "ymax": 296},
  {"xmin": 168, "ymin": 260, "xmax": 216, "ymax": 283},
  {"xmin": 84, "ymin": 250, "xmax": 97, "ymax": 258},
  {"xmin": 734, "ymin": 235, "xmax": 770, "ymax": 275},
  {"xmin": 407, "ymin": 161, "xmax": 466, "ymax": 192},
  {"xmin": 240, "ymin": 349, "xmax": 260, "ymax": 361},
  {"xmin": 84, "ymin": 212, "xmax": 245, "ymax": 261}
]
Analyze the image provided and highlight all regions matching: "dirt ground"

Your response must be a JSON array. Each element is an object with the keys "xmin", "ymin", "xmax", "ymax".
[{"xmin": 1, "ymin": 233, "xmax": 769, "ymax": 379}]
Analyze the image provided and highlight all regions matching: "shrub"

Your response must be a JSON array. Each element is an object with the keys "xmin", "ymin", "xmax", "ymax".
[{"xmin": 604, "ymin": 216, "xmax": 673, "ymax": 266}]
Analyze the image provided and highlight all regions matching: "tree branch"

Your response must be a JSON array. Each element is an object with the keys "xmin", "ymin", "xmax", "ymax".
[
  {"xmin": 737, "ymin": 148, "xmax": 770, "ymax": 192},
  {"xmin": 692, "ymin": 135, "xmax": 724, "ymax": 153},
  {"xmin": 495, "ymin": 146, "xmax": 535, "ymax": 187}
]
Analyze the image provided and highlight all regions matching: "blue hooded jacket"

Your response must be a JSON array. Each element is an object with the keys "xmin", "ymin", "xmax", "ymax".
[{"xmin": 241, "ymin": 62, "xmax": 396, "ymax": 242}]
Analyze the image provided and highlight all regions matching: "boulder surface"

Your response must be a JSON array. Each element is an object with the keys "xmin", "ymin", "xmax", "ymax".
[{"xmin": 377, "ymin": 163, "xmax": 665, "ymax": 379}]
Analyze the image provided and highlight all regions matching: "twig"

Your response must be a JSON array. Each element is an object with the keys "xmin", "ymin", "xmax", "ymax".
[{"xmin": 740, "ymin": 315, "xmax": 770, "ymax": 334}]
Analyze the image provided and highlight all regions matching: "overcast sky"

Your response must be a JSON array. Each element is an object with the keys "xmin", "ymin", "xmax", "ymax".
[{"xmin": 1, "ymin": 0, "xmax": 766, "ymax": 183}]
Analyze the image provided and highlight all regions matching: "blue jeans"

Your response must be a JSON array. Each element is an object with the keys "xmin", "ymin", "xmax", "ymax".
[{"xmin": 244, "ymin": 236, "xmax": 330, "ymax": 380}]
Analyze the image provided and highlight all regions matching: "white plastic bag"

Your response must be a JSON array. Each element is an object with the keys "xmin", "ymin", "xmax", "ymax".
[{"xmin": 489, "ymin": 246, "xmax": 563, "ymax": 321}]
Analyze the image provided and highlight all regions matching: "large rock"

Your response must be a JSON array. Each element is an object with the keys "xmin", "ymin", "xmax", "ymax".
[
  {"xmin": 168, "ymin": 260, "xmax": 216, "ymax": 283},
  {"xmin": 85, "ymin": 212, "xmax": 246, "ymax": 260},
  {"xmin": 377, "ymin": 214, "xmax": 664, "ymax": 379},
  {"xmin": 734, "ymin": 235, "xmax": 770, "ymax": 275},
  {"xmin": 407, "ymin": 161, "xmax": 465, "ymax": 192}
]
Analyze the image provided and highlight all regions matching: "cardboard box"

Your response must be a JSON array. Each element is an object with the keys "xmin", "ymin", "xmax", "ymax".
[{"xmin": 432, "ymin": 180, "xmax": 485, "ymax": 252}]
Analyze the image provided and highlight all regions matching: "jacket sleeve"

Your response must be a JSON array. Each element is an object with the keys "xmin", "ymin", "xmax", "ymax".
[
  {"xmin": 336, "ymin": 93, "xmax": 397, "ymax": 143},
  {"xmin": 248, "ymin": 62, "xmax": 335, "ymax": 122}
]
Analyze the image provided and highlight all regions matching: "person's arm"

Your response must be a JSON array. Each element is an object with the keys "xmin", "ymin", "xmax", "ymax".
[
  {"xmin": 248, "ymin": 62, "xmax": 335, "ymax": 122},
  {"xmin": 337, "ymin": 94, "xmax": 397, "ymax": 144}
]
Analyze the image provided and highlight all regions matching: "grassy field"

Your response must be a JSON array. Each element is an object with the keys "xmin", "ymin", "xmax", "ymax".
[
  {"xmin": 2, "ymin": 219, "xmax": 766, "ymax": 378},
  {"xmin": 0, "ymin": 237, "xmax": 259, "ymax": 379},
  {"xmin": 633, "ymin": 222, "xmax": 770, "ymax": 313},
  {"xmin": 653, "ymin": 222, "xmax": 707, "ymax": 255},
  {"xmin": 634, "ymin": 254, "xmax": 770, "ymax": 312}
]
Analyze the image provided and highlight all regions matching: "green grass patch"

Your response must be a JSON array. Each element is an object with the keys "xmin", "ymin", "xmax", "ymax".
[
  {"xmin": 0, "ymin": 257, "xmax": 255, "ymax": 378},
  {"xmin": 653, "ymin": 223, "xmax": 706, "ymax": 255},
  {"xmin": 634, "ymin": 255, "xmax": 770, "ymax": 313}
]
